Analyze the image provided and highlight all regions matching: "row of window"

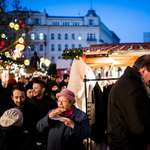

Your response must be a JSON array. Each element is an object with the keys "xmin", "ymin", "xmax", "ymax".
[
  {"xmin": 31, "ymin": 33, "xmax": 45, "ymax": 40},
  {"xmin": 30, "ymin": 33, "xmax": 96, "ymax": 41},
  {"xmin": 51, "ymin": 44, "xmax": 82, "ymax": 51},
  {"xmin": 30, "ymin": 44, "xmax": 43, "ymax": 51},
  {"xmin": 34, "ymin": 18, "xmax": 93, "ymax": 26},
  {"xmin": 51, "ymin": 33, "xmax": 82, "ymax": 40},
  {"xmin": 30, "ymin": 44, "xmax": 82, "ymax": 51}
]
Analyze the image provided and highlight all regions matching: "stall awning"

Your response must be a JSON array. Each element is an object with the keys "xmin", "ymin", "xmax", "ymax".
[{"xmin": 82, "ymin": 43, "xmax": 150, "ymax": 68}]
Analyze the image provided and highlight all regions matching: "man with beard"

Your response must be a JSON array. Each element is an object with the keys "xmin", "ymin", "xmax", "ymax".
[
  {"xmin": 29, "ymin": 80, "xmax": 57, "ymax": 148},
  {"xmin": 1, "ymin": 85, "xmax": 39, "ymax": 139},
  {"xmin": 29, "ymin": 80, "xmax": 57, "ymax": 120}
]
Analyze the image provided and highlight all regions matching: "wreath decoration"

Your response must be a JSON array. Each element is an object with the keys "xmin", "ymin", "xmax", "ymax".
[{"xmin": 62, "ymin": 48, "xmax": 85, "ymax": 60}]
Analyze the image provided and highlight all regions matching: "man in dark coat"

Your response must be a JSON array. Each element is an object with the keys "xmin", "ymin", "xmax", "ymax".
[
  {"xmin": 1, "ymin": 85, "xmax": 39, "ymax": 140},
  {"xmin": 29, "ymin": 80, "xmax": 57, "ymax": 147},
  {"xmin": 29, "ymin": 80, "xmax": 57, "ymax": 120},
  {"xmin": 58, "ymin": 74, "xmax": 69, "ymax": 91},
  {"xmin": 108, "ymin": 55, "xmax": 150, "ymax": 150}
]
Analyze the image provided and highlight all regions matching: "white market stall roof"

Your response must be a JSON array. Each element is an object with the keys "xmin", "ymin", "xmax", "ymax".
[{"xmin": 82, "ymin": 43, "xmax": 150, "ymax": 68}]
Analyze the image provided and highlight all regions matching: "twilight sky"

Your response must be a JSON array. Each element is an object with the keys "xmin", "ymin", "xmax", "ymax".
[{"xmin": 7, "ymin": 0, "xmax": 150, "ymax": 43}]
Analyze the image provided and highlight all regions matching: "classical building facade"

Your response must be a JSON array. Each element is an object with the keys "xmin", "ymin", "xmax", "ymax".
[{"xmin": 24, "ymin": 9, "xmax": 120, "ymax": 64}]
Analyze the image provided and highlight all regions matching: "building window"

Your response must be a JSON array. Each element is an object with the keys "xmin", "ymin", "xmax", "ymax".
[
  {"xmin": 65, "ymin": 34, "xmax": 68, "ymax": 40},
  {"xmin": 87, "ymin": 33, "xmax": 96, "ymax": 41},
  {"xmin": 78, "ymin": 34, "xmax": 82, "ymax": 40},
  {"xmin": 40, "ymin": 44, "xmax": 43, "ymax": 51},
  {"xmin": 58, "ymin": 56, "xmax": 61, "ymax": 59},
  {"xmin": 51, "ymin": 56, "xmax": 55, "ymax": 63},
  {"xmin": 79, "ymin": 44, "xmax": 82, "ymax": 48},
  {"xmin": 90, "ymin": 33, "xmax": 93, "ymax": 39},
  {"xmin": 51, "ymin": 33, "xmax": 54, "ymax": 40},
  {"xmin": 58, "ymin": 44, "xmax": 61, "ymax": 51},
  {"xmin": 31, "ymin": 33, "xmax": 35, "ymax": 40},
  {"xmin": 34, "ymin": 18, "xmax": 40, "ymax": 25},
  {"xmin": 31, "ymin": 44, "xmax": 34, "ymax": 51},
  {"xmin": 58, "ymin": 33, "xmax": 61, "ymax": 40},
  {"xmin": 73, "ymin": 22, "xmax": 77, "ymax": 26},
  {"xmin": 72, "ymin": 44, "xmax": 75, "ymax": 49},
  {"xmin": 22, "ymin": 19, "xmax": 27, "ymax": 24},
  {"xmin": 51, "ymin": 44, "xmax": 54, "ymax": 51},
  {"xmin": 72, "ymin": 34, "xmax": 75, "ymax": 40},
  {"xmin": 65, "ymin": 44, "xmax": 68, "ymax": 50},
  {"xmin": 39, "ymin": 33, "xmax": 44, "ymax": 40},
  {"xmin": 89, "ymin": 19, "xmax": 93, "ymax": 25},
  {"xmin": 53, "ymin": 22, "xmax": 59, "ymax": 26},
  {"xmin": 63, "ymin": 22, "xmax": 69, "ymax": 26}
]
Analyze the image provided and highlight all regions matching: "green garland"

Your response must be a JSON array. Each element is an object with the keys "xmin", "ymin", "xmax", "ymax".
[{"xmin": 62, "ymin": 48, "xmax": 85, "ymax": 60}]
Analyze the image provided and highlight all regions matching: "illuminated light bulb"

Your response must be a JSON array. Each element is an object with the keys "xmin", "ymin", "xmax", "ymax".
[
  {"xmin": 44, "ymin": 59, "xmax": 50, "ymax": 67},
  {"xmin": 20, "ymin": 45, "xmax": 25, "ymax": 50},
  {"xmin": 1, "ymin": 34, "xmax": 6, "ymax": 38},
  {"xmin": 22, "ymin": 24, "xmax": 25, "ymax": 27},
  {"xmin": 5, "ymin": 52, "xmax": 11, "ymax": 58},
  {"xmin": 9, "ymin": 22, "xmax": 15, "ymax": 28},
  {"xmin": 24, "ymin": 59, "xmax": 30, "ymax": 66},
  {"xmin": 1, "ymin": 41, "xmax": 5, "ymax": 46},
  {"xmin": 14, "ymin": 24, "xmax": 19, "ymax": 30},
  {"xmin": 18, "ymin": 37, "xmax": 24, "ymax": 43},
  {"xmin": 19, "ymin": 20, "xmax": 22, "ymax": 24},
  {"xmin": 40, "ymin": 57, "xmax": 45, "ymax": 63}
]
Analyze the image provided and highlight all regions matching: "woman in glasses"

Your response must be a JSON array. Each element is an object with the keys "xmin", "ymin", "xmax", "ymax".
[{"xmin": 37, "ymin": 89, "xmax": 91, "ymax": 150}]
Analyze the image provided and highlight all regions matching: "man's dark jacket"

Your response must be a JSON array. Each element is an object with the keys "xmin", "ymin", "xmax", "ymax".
[
  {"xmin": 108, "ymin": 66, "xmax": 150, "ymax": 150},
  {"xmin": 29, "ymin": 94, "xmax": 57, "ymax": 120}
]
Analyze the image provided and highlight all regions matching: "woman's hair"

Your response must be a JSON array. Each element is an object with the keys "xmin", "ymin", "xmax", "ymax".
[{"xmin": 133, "ymin": 55, "xmax": 150, "ymax": 71}]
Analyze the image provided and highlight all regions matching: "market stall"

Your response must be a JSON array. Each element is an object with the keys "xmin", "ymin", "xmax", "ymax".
[{"xmin": 83, "ymin": 42, "xmax": 150, "ymax": 68}]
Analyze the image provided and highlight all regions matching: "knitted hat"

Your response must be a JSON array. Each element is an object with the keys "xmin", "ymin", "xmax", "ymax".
[
  {"xmin": 56, "ymin": 89, "xmax": 76, "ymax": 103},
  {"xmin": 8, "ymin": 78, "xmax": 16, "ymax": 84},
  {"xmin": 0, "ymin": 108, "xmax": 23, "ymax": 127}
]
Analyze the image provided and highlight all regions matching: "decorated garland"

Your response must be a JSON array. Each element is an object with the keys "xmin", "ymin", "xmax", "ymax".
[{"xmin": 62, "ymin": 48, "xmax": 85, "ymax": 60}]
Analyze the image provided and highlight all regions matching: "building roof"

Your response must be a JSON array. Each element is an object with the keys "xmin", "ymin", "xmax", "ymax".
[
  {"xmin": 86, "ymin": 9, "xmax": 97, "ymax": 17},
  {"xmin": 82, "ymin": 42, "xmax": 150, "ymax": 53},
  {"xmin": 81, "ymin": 43, "xmax": 150, "ymax": 68}
]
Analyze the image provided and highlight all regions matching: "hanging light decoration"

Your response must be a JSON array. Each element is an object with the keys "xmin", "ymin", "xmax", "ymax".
[
  {"xmin": 5, "ymin": 52, "xmax": 11, "ymax": 58},
  {"xmin": 1, "ymin": 41, "xmax": 5, "ymax": 46},
  {"xmin": 16, "ymin": 44, "xmax": 25, "ymax": 51},
  {"xmin": 44, "ymin": 59, "xmax": 50, "ymax": 67},
  {"xmin": 1, "ymin": 34, "xmax": 6, "ymax": 38},
  {"xmin": 9, "ymin": 22, "xmax": 15, "ymax": 28},
  {"xmin": 18, "ymin": 37, "xmax": 24, "ymax": 43},
  {"xmin": 14, "ymin": 24, "xmax": 19, "ymax": 30},
  {"xmin": 24, "ymin": 59, "xmax": 30, "ymax": 66},
  {"xmin": 40, "ymin": 57, "xmax": 45, "ymax": 63}
]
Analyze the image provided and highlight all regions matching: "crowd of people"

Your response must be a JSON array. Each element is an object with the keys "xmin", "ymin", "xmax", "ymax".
[
  {"xmin": 0, "ymin": 73, "xmax": 91, "ymax": 150},
  {"xmin": 1, "ymin": 55, "xmax": 150, "ymax": 150}
]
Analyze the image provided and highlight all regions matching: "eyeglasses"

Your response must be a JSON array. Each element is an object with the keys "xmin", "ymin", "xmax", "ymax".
[{"xmin": 57, "ymin": 100, "xmax": 69, "ymax": 103}]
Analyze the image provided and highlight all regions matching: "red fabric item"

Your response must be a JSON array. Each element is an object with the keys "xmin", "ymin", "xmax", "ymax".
[
  {"xmin": 8, "ymin": 78, "xmax": 16, "ymax": 84},
  {"xmin": 61, "ymin": 105, "xmax": 75, "ymax": 118},
  {"xmin": 36, "ymin": 97, "xmax": 41, "ymax": 101},
  {"xmin": 82, "ymin": 55, "xmax": 86, "ymax": 63}
]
